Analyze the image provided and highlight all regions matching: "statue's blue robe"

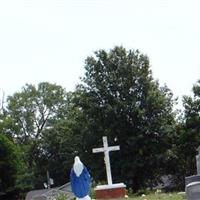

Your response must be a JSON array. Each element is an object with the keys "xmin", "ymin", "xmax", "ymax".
[{"xmin": 70, "ymin": 166, "xmax": 90, "ymax": 198}]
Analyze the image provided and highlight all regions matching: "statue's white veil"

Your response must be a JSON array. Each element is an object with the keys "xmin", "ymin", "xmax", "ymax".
[{"xmin": 73, "ymin": 156, "xmax": 84, "ymax": 177}]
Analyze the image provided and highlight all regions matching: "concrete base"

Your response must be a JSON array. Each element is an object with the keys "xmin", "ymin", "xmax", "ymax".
[{"xmin": 94, "ymin": 183, "xmax": 126, "ymax": 199}]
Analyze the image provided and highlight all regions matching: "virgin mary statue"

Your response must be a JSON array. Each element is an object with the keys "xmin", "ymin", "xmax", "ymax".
[{"xmin": 70, "ymin": 156, "xmax": 91, "ymax": 200}]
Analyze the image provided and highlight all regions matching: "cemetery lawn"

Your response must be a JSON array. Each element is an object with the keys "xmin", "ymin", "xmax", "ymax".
[{"xmin": 128, "ymin": 192, "xmax": 185, "ymax": 200}]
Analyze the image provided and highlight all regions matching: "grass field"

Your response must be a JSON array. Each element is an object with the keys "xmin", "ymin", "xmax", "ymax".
[{"xmin": 127, "ymin": 192, "xmax": 185, "ymax": 200}]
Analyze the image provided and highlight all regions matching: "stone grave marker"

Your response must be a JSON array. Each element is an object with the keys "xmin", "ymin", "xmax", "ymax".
[
  {"xmin": 196, "ymin": 146, "xmax": 200, "ymax": 175},
  {"xmin": 186, "ymin": 182, "xmax": 200, "ymax": 200},
  {"xmin": 26, "ymin": 182, "xmax": 74, "ymax": 200},
  {"xmin": 186, "ymin": 145, "xmax": 200, "ymax": 200}
]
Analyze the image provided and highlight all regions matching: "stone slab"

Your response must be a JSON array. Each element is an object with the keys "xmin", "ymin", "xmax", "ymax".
[
  {"xmin": 95, "ymin": 183, "xmax": 126, "ymax": 190},
  {"xmin": 186, "ymin": 181, "xmax": 200, "ymax": 200}
]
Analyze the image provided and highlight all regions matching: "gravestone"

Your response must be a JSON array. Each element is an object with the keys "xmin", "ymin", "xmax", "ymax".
[
  {"xmin": 186, "ymin": 182, "xmax": 200, "ymax": 200},
  {"xmin": 26, "ymin": 182, "xmax": 74, "ymax": 200},
  {"xmin": 26, "ymin": 189, "xmax": 50, "ymax": 200},
  {"xmin": 196, "ymin": 146, "xmax": 200, "ymax": 175},
  {"xmin": 185, "ymin": 146, "xmax": 200, "ymax": 200},
  {"xmin": 92, "ymin": 136, "xmax": 126, "ymax": 199}
]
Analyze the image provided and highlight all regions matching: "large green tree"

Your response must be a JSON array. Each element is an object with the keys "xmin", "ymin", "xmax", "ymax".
[
  {"xmin": 6, "ymin": 82, "xmax": 68, "ymax": 143},
  {"xmin": 173, "ymin": 80, "xmax": 200, "ymax": 188},
  {"xmin": 73, "ymin": 46, "xmax": 176, "ymax": 190},
  {"xmin": 0, "ymin": 134, "xmax": 20, "ymax": 194},
  {"xmin": 38, "ymin": 92, "xmax": 83, "ymax": 186},
  {"xmin": 183, "ymin": 80, "xmax": 200, "ymax": 136},
  {"xmin": 3, "ymin": 82, "xmax": 70, "ymax": 188}
]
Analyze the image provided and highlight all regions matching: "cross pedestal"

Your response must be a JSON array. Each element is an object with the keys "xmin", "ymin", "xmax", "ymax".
[{"xmin": 92, "ymin": 136, "xmax": 126, "ymax": 199}]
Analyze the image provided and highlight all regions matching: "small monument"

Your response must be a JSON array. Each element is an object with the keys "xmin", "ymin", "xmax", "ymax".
[
  {"xmin": 92, "ymin": 136, "xmax": 126, "ymax": 199},
  {"xmin": 185, "ymin": 146, "xmax": 200, "ymax": 200},
  {"xmin": 196, "ymin": 146, "xmax": 200, "ymax": 175},
  {"xmin": 25, "ymin": 183, "xmax": 74, "ymax": 200},
  {"xmin": 70, "ymin": 156, "xmax": 91, "ymax": 200}
]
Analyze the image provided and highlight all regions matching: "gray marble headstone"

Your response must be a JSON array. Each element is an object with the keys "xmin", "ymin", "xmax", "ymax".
[
  {"xmin": 196, "ymin": 146, "xmax": 200, "ymax": 175},
  {"xmin": 185, "ymin": 146, "xmax": 200, "ymax": 200},
  {"xmin": 26, "ymin": 189, "xmax": 50, "ymax": 200},
  {"xmin": 26, "ymin": 182, "xmax": 74, "ymax": 200},
  {"xmin": 186, "ymin": 181, "xmax": 200, "ymax": 200}
]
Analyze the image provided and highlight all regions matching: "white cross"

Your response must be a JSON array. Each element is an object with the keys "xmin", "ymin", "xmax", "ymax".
[{"xmin": 92, "ymin": 136, "xmax": 120, "ymax": 185}]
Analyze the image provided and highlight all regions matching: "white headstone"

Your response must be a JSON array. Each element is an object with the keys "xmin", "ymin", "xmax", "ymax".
[{"xmin": 92, "ymin": 136, "xmax": 120, "ymax": 186}]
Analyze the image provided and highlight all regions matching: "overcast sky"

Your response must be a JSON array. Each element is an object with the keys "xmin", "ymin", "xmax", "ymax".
[{"xmin": 0, "ymin": 0, "xmax": 199, "ymax": 108}]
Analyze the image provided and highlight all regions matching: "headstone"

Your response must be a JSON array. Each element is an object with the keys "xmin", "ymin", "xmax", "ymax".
[
  {"xmin": 185, "ymin": 145, "xmax": 200, "ymax": 200},
  {"xmin": 186, "ymin": 182, "xmax": 200, "ymax": 200},
  {"xmin": 25, "ymin": 183, "xmax": 74, "ymax": 200},
  {"xmin": 196, "ymin": 146, "xmax": 200, "ymax": 175},
  {"xmin": 26, "ymin": 189, "xmax": 50, "ymax": 200},
  {"xmin": 92, "ymin": 136, "xmax": 126, "ymax": 199}
]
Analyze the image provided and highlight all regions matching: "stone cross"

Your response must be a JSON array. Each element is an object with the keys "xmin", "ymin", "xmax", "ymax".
[{"xmin": 92, "ymin": 136, "xmax": 120, "ymax": 186}]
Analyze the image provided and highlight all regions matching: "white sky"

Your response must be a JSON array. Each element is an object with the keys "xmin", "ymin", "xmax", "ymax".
[{"xmin": 0, "ymin": 0, "xmax": 199, "ymax": 108}]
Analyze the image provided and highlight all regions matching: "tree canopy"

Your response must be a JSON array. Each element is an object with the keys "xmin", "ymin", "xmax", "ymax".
[
  {"xmin": 2, "ymin": 82, "xmax": 71, "ymax": 189},
  {"xmin": 171, "ymin": 80, "xmax": 200, "ymax": 188},
  {"xmin": 1, "ymin": 47, "xmax": 199, "ymax": 198},
  {"xmin": 73, "ymin": 46, "xmax": 176, "ymax": 190},
  {"xmin": 0, "ymin": 134, "xmax": 20, "ymax": 194}
]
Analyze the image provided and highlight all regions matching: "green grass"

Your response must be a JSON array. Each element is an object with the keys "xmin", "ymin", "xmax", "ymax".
[
  {"xmin": 127, "ymin": 192, "xmax": 185, "ymax": 200},
  {"xmin": 89, "ymin": 186, "xmax": 186, "ymax": 200}
]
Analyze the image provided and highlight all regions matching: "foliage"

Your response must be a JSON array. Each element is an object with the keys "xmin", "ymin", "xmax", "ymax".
[
  {"xmin": 0, "ymin": 134, "xmax": 21, "ymax": 193},
  {"xmin": 2, "ymin": 82, "xmax": 72, "ymax": 189},
  {"xmin": 171, "ymin": 80, "xmax": 200, "ymax": 189},
  {"xmin": 2, "ymin": 48, "xmax": 200, "ymax": 197},
  {"xmin": 72, "ymin": 46, "xmax": 177, "ymax": 190},
  {"xmin": 55, "ymin": 192, "xmax": 71, "ymax": 200},
  {"xmin": 6, "ymin": 82, "xmax": 68, "ymax": 143}
]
